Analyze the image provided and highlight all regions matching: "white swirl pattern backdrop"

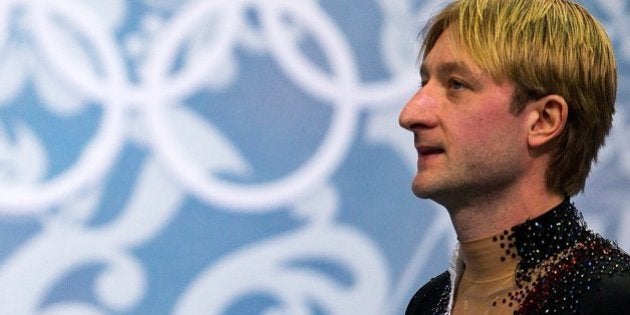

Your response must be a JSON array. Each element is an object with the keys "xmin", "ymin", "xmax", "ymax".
[{"xmin": 0, "ymin": 0, "xmax": 628, "ymax": 314}]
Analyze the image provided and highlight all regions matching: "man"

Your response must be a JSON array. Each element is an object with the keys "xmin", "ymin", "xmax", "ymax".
[{"xmin": 399, "ymin": 0, "xmax": 630, "ymax": 314}]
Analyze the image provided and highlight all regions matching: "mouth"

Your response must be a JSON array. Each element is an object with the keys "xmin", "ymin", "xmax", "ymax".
[{"xmin": 417, "ymin": 146, "xmax": 445, "ymax": 156}]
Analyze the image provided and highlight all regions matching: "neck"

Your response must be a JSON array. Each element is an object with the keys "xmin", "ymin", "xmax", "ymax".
[
  {"xmin": 459, "ymin": 232, "xmax": 519, "ymax": 283},
  {"xmin": 445, "ymin": 184, "xmax": 564, "ymax": 242}
]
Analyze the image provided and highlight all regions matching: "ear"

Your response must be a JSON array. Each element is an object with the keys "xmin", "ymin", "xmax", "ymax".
[{"xmin": 526, "ymin": 95, "xmax": 568, "ymax": 148}]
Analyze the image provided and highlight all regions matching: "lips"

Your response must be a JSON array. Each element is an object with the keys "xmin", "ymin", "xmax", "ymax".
[
  {"xmin": 417, "ymin": 146, "xmax": 445, "ymax": 156},
  {"xmin": 416, "ymin": 146, "xmax": 444, "ymax": 168}
]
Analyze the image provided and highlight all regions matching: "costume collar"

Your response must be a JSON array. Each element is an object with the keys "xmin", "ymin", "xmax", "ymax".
[
  {"xmin": 511, "ymin": 198, "xmax": 586, "ymax": 271},
  {"xmin": 447, "ymin": 198, "xmax": 584, "ymax": 314}
]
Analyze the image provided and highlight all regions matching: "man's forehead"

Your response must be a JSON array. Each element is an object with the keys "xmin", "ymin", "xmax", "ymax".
[
  {"xmin": 420, "ymin": 28, "xmax": 482, "ymax": 75},
  {"xmin": 421, "ymin": 26, "xmax": 511, "ymax": 85}
]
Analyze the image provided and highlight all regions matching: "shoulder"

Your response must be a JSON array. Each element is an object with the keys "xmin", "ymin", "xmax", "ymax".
[
  {"xmin": 566, "ymin": 234, "xmax": 630, "ymax": 313},
  {"xmin": 517, "ymin": 230, "xmax": 630, "ymax": 314},
  {"xmin": 571, "ymin": 233, "xmax": 630, "ymax": 312},
  {"xmin": 405, "ymin": 271, "xmax": 450, "ymax": 315},
  {"xmin": 577, "ymin": 272, "xmax": 630, "ymax": 313}
]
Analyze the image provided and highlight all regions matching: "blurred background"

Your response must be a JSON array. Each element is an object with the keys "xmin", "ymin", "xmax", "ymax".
[{"xmin": 0, "ymin": 0, "xmax": 628, "ymax": 314}]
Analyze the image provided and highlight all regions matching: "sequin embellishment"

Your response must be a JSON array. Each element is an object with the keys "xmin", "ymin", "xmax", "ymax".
[{"xmin": 494, "ymin": 200, "xmax": 630, "ymax": 314}]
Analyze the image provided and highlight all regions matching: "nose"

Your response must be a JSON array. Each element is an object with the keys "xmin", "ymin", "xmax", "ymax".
[{"xmin": 399, "ymin": 87, "xmax": 437, "ymax": 130}]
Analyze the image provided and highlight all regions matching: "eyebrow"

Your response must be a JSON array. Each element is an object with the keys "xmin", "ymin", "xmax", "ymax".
[{"xmin": 420, "ymin": 61, "xmax": 475, "ymax": 79}]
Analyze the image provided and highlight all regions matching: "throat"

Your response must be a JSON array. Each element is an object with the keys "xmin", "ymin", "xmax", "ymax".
[
  {"xmin": 452, "ymin": 231, "xmax": 521, "ymax": 313},
  {"xmin": 459, "ymin": 231, "xmax": 519, "ymax": 283}
]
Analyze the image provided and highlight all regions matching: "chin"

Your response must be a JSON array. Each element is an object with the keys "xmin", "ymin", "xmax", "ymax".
[
  {"xmin": 411, "ymin": 178, "xmax": 453, "ymax": 205},
  {"xmin": 411, "ymin": 183, "xmax": 434, "ymax": 200}
]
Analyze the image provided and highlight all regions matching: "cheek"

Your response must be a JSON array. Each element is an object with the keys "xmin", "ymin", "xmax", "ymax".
[{"xmin": 455, "ymin": 110, "xmax": 523, "ymax": 149}]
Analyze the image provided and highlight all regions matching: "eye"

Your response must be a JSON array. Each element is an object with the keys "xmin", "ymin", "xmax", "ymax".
[{"xmin": 449, "ymin": 79, "xmax": 465, "ymax": 90}]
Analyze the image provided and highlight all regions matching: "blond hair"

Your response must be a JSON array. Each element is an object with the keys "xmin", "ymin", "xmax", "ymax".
[{"xmin": 421, "ymin": 0, "xmax": 617, "ymax": 196}]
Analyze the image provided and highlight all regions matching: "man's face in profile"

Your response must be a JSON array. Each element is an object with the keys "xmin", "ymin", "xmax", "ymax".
[{"xmin": 399, "ymin": 27, "xmax": 531, "ymax": 206}]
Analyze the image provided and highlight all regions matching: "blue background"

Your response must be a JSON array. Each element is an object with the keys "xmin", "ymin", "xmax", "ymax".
[{"xmin": 0, "ymin": 0, "xmax": 628, "ymax": 314}]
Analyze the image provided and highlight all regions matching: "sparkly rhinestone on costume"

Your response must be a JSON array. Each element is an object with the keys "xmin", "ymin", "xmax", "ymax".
[{"xmin": 405, "ymin": 200, "xmax": 630, "ymax": 314}]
